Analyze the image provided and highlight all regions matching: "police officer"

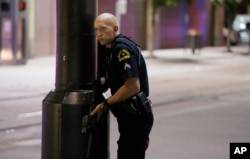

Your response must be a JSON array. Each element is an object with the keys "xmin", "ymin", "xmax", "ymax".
[{"xmin": 91, "ymin": 13, "xmax": 154, "ymax": 159}]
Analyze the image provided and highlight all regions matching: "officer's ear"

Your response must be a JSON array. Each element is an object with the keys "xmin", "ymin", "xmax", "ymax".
[{"xmin": 114, "ymin": 25, "xmax": 118, "ymax": 32}]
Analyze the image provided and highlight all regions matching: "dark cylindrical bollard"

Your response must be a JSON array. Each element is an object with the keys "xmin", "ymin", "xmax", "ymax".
[
  {"xmin": 42, "ymin": 91, "xmax": 94, "ymax": 159},
  {"xmin": 42, "ymin": 0, "xmax": 109, "ymax": 159}
]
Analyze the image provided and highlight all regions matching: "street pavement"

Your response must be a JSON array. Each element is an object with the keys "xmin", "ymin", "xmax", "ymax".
[{"xmin": 0, "ymin": 45, "xmax": 250, "ymax": 159}]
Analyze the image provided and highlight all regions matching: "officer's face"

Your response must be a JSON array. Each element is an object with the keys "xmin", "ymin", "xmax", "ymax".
[{"xmin": 94, "ymin": 19, "xmax": 118, "ymax": 48}]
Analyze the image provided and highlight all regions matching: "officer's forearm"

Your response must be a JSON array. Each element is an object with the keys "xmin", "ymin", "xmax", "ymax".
[{"xmin": 107, "ymin": 77, "xmax": 140, "ymax": 105}]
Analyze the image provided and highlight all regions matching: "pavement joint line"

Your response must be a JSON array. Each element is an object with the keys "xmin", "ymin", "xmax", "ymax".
[
  {"xmin": 0, "ymin": 93, "xmax": 47, "ymax": 101},
  {"xmin": 0, "ymin": 123, "xmax": 41, "ymax": 132},
  {"xmin": 18, "ymin": 111, "xmax": 42, "ymax": 118},
  {"xmin": 13, "ymin": 139, "xmax": 41, "ymax": 146}
]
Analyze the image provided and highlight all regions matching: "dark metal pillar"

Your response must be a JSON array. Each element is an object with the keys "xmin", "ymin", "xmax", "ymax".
[{"xmin": 42, "ymin": 0, "xmax": 109, "ymax": 159}]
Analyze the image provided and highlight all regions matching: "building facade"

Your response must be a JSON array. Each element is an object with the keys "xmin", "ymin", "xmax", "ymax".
[{"xmin": 29, "ymin": 0, "xmax": 246, "ymax": 57}]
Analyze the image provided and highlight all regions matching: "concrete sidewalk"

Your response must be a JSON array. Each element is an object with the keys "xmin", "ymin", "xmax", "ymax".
[
  {"xmin": 0, "ymin": 45, "xmax": 249, "ymax": 131},
  {"xmin": 0, "ymin": 46, "xmax": 249, "ymax": 100}
]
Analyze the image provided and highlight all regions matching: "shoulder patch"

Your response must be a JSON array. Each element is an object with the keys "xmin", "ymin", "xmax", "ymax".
[{"xmin": 118, "ymin": 49, "xmax": 131, "ymax": 62}]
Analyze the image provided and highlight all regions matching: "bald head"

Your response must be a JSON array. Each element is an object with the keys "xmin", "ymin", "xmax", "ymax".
[
  {"xmin": 94, "ymin": 13, "xmax": 119, "ymax": 47},
  {"xmin": 95, "ymin": 13, "xmax": 118, "ymax": 28}
]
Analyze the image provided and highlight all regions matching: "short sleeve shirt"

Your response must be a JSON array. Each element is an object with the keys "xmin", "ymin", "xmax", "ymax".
[{"xmin": 105, "ymin": 34, "xmax": 149, "ymax": 96}]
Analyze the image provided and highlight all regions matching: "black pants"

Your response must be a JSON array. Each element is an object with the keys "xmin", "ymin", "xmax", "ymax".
[{"xmin": 115, "ymin": 111, "xmax": 154, "ymax": 159}]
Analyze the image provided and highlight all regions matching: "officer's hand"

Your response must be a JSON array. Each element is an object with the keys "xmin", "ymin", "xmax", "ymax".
[{"xmin": 90, "ymin": 103, "xmax": 104, "ymax": 116}]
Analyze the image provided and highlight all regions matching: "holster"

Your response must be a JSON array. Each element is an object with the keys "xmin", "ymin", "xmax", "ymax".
[
  {"xmin": 111, "ymin": 92, "xmax": 152, "ymax": 117},
  {"xmin": 118, "ymin": 100, "xmax": 139, "ymax": 116},
  {"xmin": 134, "ymin": 92, "xmax": 152, "ymax": 114}
]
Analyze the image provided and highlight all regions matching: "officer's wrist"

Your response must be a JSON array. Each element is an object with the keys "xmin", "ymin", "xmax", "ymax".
[{"xmin": 103, "ymin": 99, "xmax": 111, "ymax": 108}]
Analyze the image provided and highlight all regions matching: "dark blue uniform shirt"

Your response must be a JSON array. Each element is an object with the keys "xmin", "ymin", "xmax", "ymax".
[{"xmin": 104, "ymin": 34, "xmax": 149, "ymax": 97}]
